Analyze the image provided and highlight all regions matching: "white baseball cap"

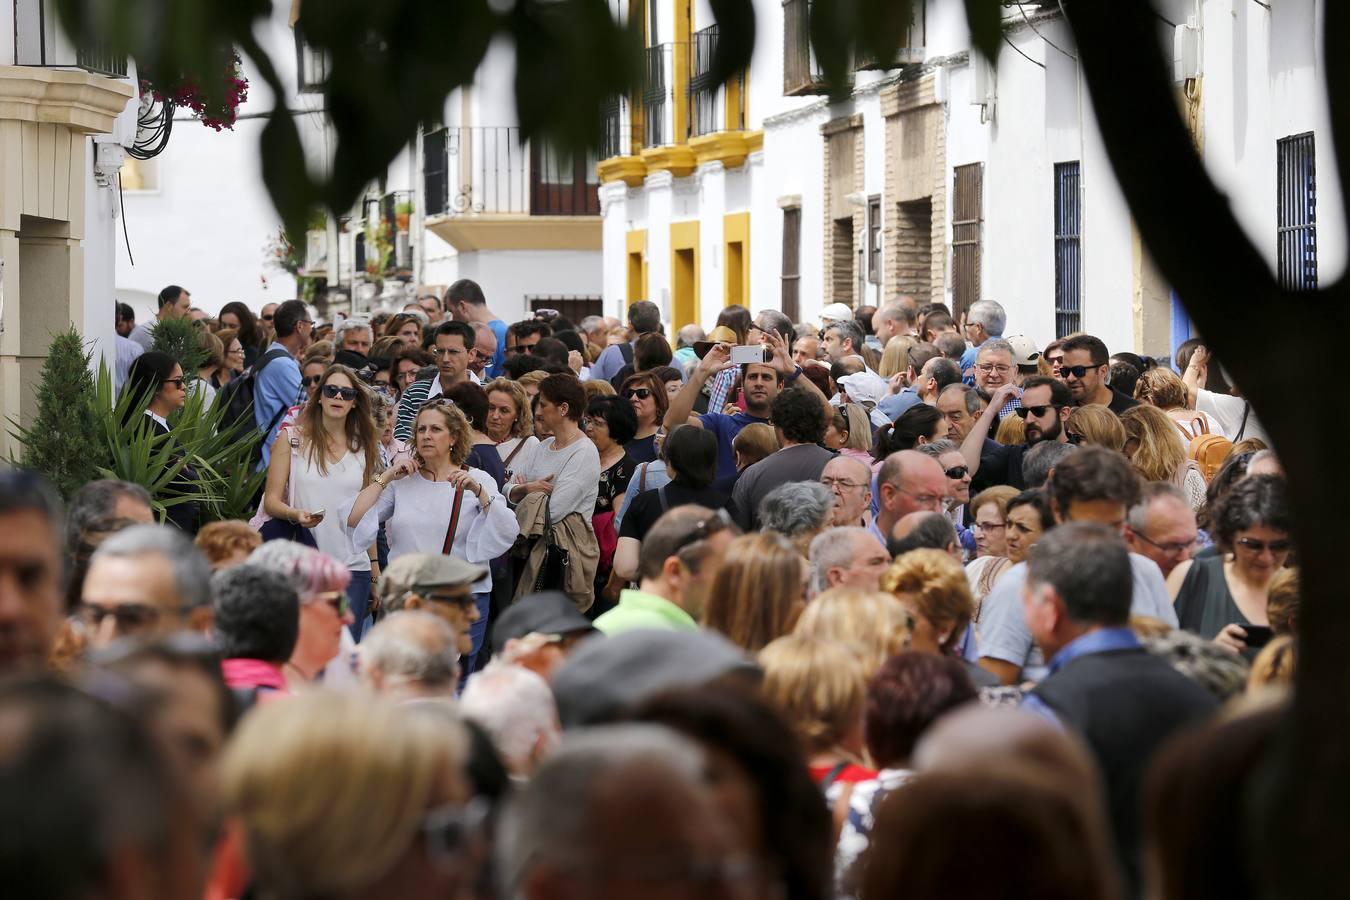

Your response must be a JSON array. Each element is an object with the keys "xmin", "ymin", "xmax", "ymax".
[{"xmin": 819, "ymin": 303, "xmax": 855, "ymax": 325}]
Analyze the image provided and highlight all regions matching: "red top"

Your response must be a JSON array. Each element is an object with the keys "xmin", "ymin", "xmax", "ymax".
[{"xmin": 809, "ymin": 761, "xmax": 877, "ymax": 786}]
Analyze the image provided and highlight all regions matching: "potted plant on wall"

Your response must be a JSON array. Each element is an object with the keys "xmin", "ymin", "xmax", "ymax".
[{"xmin": 394, "ymin": 199, "xmax": 414, "ymax": 232}]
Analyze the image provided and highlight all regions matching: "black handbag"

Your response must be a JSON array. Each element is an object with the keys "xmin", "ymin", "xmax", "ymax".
[{"xmin": 532, "ymin": 496, "xmax": 571, "ymax": 592}]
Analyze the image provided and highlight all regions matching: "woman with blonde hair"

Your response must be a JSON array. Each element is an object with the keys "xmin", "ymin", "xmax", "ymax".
[
  {"xmin": 878, "ymin": 336, "xmax": 916, "ymax": 380},
  {"xmin": 759, "ymin": 633, "xmax": 874, "ymax": 790},
  {"xmin": 994, "ymin": 411, "xmax": 1025, "ymax": 446},
  {"xmin": 1134, "ymin": 366, "xmax": 1226, "ymax": 439},
  {"xmin": 263, "ymin": 364, "xmax": 383, "ymax": 636},
  {"xmin": 704, "ymin": 532, "xmax": 807, "ymax": 653},
  {"xmin": 964, "ymin": 485, "xmax": 1019, "ymax": 607},
  {"xmin": 732, "ymin": 422, "xmax": 780, "ymax": 472},
  {"xmin": 193, "ymin": 328, "xmax": 227, "ymax": 407},
  {"xmin": 345, "ymin": 400, "xmax": 517, "ymax": 669},
  {"xmin": 219, "ymin": 691, "xmax": 477, "ymax": 900},
  {"xmin": 794, "ymin": 588, "xmax": 911, "ymax": 678},
  {"xmin": 826, "ymin": 404, "xmax": 874, "ymax": 465},
  {"xmin": 383, "ymin": 312, "xmax": 424, "ymax": 348},
  {"xmin": 882, "ymin": 548, "xmax": 996, "ymax": 687},
  {"xmin": 1121, "ymin": 405, "xmax": 1207, "ymax": 511},
  {"xmin": 484, "ymin": 377, "xmax": 538, "ymax": 480},
  {"xmin": 1066, "ymin": 404, "xmax": 1126, "ymax": 451}
]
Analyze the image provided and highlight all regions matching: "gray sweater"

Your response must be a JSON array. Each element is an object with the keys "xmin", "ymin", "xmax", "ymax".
[{"xmin": 513, "ymin": 436, "xmax": 601, "ymax": 522}]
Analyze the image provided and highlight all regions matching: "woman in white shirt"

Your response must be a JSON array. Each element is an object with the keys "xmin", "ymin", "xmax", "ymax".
[
  {"xmin": 484, "ymin": 377, "xmax": 539, "ymax": 480},
  {"xmin": 264, "ymin": 364, "xmax": 382, "ymax": 640},
  {"xmin": 344, "ymin": 399, "xmax": 518, "ymax": 671}
]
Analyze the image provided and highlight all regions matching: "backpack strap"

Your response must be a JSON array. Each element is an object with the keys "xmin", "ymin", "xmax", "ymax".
[
  {"xmin": 658, "ymin": 485, "xmax": 669, "ymax": 514},
  {"xmin": 1236, "ymin": 402, "xmax": 1251, "ymax": 441},
  {"xmin": 618, "ymin": 341, "xmax": 634, "ymax": 365},
  {"xmin": 252, "ymin": 347, "xmax": 290, "ymax": 378},
  {"xmin": 441, "ymin": 465, "xmax": 469, "ymax": 555},
  {"xmin": 638, "ymin": 463, "xmax": 648, "ymax": 493}
]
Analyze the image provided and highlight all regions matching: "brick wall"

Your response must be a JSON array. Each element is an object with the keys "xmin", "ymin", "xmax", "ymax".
[
  {"xmin": 821, "ymin": 113, "xmax": 865, "ymax": 307},
  {"xmin": 881, "ymin": 73, "xmax": 946, "ymax": 306}
]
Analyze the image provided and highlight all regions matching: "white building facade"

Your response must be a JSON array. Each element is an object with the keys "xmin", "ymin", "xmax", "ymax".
[
  {"xmin": 0, "ymin": 1, "xmax": 138, "ymax": 456},
  {"xmin": 598, "ymin": 0, "xmax": 1344, "ymax": 358}
]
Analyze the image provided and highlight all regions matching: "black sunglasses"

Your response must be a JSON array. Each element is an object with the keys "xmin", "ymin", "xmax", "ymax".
[
  {"xmin": 1063, "ymin": 364, "xmax": 1096, "ymax": 378},
  {"xmin": 1014, "ymin": 404, "xmax": 1053, "ymax": 418},
  {"xmin": 624, "ymin": 388, "xmax": 654, "ymax": 400},
  {"xmin": 944, "ymin": 465, "xmax": 970, "ymax": 480},
  {"xmin": 163, "ymin": 377, "xmax": 186, "ymax": 388},
  {"xmin": 260, "ymin": 314, "xmax": 274, "ymax": 321},
  {"xmin": 302, "ymin": 375, "xmax": 324, "ymax": 387},
  {"xmin": 321, "ymin": 384, "xmax": 359, "ymax": 401}
]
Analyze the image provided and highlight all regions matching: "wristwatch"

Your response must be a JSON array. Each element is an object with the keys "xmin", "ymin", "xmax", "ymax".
[{"xmin": 373, "ymin": 472, "xmax": 386, "ymax": 488}]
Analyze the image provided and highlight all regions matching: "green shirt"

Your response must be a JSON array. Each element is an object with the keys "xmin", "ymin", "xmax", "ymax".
[{"xmin": 593, "ymin": 589, "xmax": 698, "ymax": 635}]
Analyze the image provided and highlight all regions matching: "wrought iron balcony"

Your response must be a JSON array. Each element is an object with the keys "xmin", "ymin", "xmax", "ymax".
[
  {"xmin": 11, "ymin": 0, "xmax": 129, "ymax": 77},
  {"xmin": 423, "ymin": 126, "xmax": 599, "ymax": 218}
]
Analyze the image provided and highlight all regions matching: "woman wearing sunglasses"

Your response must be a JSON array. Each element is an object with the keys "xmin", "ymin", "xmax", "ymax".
[
  {"xmin": 1170, "ymin": 475, "xmax": 1290, "ymax": 655},
  {"xmin": 123, "ymin": 350, "xmax": 198, "ymax": 533},
  {"xmin": 619, "ymin": 371, "xmax": 668, "ymax": 464},
  {"xmin": 264, "ymin": 365, "xmax": 382, "ymax": 640}
]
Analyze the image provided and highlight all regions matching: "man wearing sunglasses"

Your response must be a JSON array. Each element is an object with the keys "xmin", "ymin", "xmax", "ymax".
[
  {"xmin": 595, "ymin": 505, "xmax": 739, "ymax": 636},
  {"xmin": 1060, "ymin": 334, "xmax": 1139, "ymax": 415},
  {"xmin": 960, "ymin": 376, "xmax": 1073, "ymax": 495},
  {"xmin": 377, "ymin": 553, "xmax": 488, "ymax": 662}
]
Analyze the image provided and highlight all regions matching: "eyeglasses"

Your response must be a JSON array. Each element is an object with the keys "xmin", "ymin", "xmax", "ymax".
[
  {"xmin": 321, "ymin": 384, "xmax": 359, "ymax": 401},
  {"xmin": 302, "ymin": 375, "xmax": 324, "ymax": 388},
  {"xmin": 309, "ymin": 590, "xmax": 350, "ymax": 616},
  {"xmin": 398, "ymin": 368, "xmax": 420, "ymax": 384},
  {"xmin": 424, "ymin": 589, "xmax": 476, "ymax": 606},
  {"xmin": 227, "ymin": 347, "xmax": 245, "ymax": 356},
  {"xmin": 891, "ymin": 486, "xmax": 945, "ymax": 509},
  {"xmin": 1134, "ymin": 532, "xmax": 1198, "ymax": 556},
  {"xmin": 431, "ymin": 346, "xmax": 465, "ymax": 358},
  {"xmin": 1014, "ymin": 405, "xmax": 1053, "ymax": 418},
  {"xmin": 1063, "ymin": 365, "xmax": 1095, "ymax": 379},
  {"xmin": 164, "ymin": 377, "xmax": 187, "ymax": 388},
  {"xmin": 298, "ymin": 319, "xmax": 314, "ymax": 328},
  {"xmin": 624, "ymin": 388, "xmax": 654, "ymax": 400},
  {"xmin": 975, "ymin": 520, "xmax": 1006, "ymax": 532},
  {"xmin": 975, "ymin": 364, "xmax": 1013, "ymax": 375},
  {"xmin": 1235, "ymin": 537, "xmax": 1292, "ymax": 555},
  {"xmin": 944, "ymin": 465, "xmax": 970, "ymax": 480},
  {"xmin": 77, "ymin": 602, "xmax": 163, "ymax": 633},
  {"xmin": 821, "ymin": 477, "xmax": 868, "ymax": 491}
]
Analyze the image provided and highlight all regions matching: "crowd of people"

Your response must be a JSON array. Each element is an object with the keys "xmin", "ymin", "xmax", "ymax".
[{"xmin": 1, "ymin": 285, "xmax": 1300, "ymax": 899}]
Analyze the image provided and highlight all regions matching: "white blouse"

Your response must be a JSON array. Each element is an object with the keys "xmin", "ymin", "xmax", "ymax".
[
  {"xmin": 344, "ymin": 467, "xmax": 518, "ymax": 594},
  {"xmin": 291, "ymin": 446, "xmax": 370, "ymax": 571}
]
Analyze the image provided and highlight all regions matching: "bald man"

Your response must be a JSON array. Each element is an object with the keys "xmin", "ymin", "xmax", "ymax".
[
  {"xmin": 871, "ymin": 450, "xmax": 948, "ymax": 546},
  {"xmin": 820, "ymin": 455, "xmax": 874, "ymax": 527}
]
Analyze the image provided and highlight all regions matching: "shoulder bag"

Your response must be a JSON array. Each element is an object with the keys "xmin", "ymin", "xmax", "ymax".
[
  {"xmin": 255, "ymin": 428, "xmax": 318, "ymax": 547},
  {"xmin": 532, "ymin": 494, "xmax": 572, "ymax": 592},
  {"xmin": 442, "ymin": 466, "xmax": 468, "ymax": 555}
]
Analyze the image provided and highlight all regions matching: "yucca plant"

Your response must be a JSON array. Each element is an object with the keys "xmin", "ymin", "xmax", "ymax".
[{"xmin": 169, "ymin": 384, "xmax": 266, "ymax": 522}]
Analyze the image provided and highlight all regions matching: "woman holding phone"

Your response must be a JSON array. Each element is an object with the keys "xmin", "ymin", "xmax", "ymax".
[
  {"xmin": 344, "ymin": 400, "xmax": 517, "ymax": 670},
  {"xmin": 264, "ymin": 364, "xmax": 382, "ymax": 639}
]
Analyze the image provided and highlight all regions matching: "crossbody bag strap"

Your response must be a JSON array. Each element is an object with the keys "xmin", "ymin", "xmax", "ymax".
[
  {"xmin": 1236, "ymin": 402, "xmax": 1251, "ymax": 442},
  {"xmin": 638, "ymin": 463, "xmax": 648, "ymax": 493},
  {"xmin": 502, "ymin": 440, "xmax": 526, "ymax": 469},
  {"xmin": 441, "ymin": 465, "xmax": 468, "ymax": 555}
]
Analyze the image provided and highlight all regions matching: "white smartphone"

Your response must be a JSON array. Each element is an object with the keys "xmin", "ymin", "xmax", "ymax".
[
  {"xmin": 312, "ymin": 508, "xmax": 326, "ymax": 518},
  {"xmin": 730, "ymin": 344, "xmax": 770, "ymax": 365}
]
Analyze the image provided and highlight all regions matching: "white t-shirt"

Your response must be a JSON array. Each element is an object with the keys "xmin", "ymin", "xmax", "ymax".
[{"xmin": 1196, "ymin": 390, "xmax": 1269, "ymax": 447}]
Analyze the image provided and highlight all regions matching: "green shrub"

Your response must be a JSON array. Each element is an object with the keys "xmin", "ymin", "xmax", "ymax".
[{"xmin": 11, "ymin": 328, "xmax": 107, "ymax": 499}]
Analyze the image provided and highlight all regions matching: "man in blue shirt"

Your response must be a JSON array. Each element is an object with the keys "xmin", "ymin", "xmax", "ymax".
[
  {"xmin": 443, "ymin": 279, "xmax": 509, "ymax": 378},
  {"xmin": 958, "ymin": 298, "xmax": 1006, "ymax": 373},
  {"xmin": 254, "ymin": 299, "xmax": 310, "ymax": 468},
  {"xmin": 591, "ymin": 300, "xmax": 662, "ymax": 384}
]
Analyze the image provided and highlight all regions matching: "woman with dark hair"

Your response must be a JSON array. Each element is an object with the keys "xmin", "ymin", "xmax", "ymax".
[
  {"xmin": 508, "ymin": 374, "xmax": 602, "ymax": 605},
  {"xmin": 1004, "ymin": 489, "xmax": 1055, "ymax": 565},
  {"xmin": 585, "ymin": 396, "xmax": 638, "ymax": 613},
  {"xmin": 836, "ymin": 653, "xmax": 978, "ymax": 893},
  {"xmin": 1170, "ymin": 474, "xmax": 1291, "ymax": 652},
  {"xmin": 444, "ymin": 381, "xmax": 506, "ymax": 490},
  {"xmin": 263, "ymin": 364, "xmax": 383, "ymax": 636},
  {"xmin": 383, "ymin": 312, "xmax": 424, "ymax": 348},
  {"xmin": 891, "ymin": 404, "xmax": 945, "ymax": 451},
  {"xmin": 217, "ymin": 301, "xmax": 263, "ymax": 364},
  {"xmin": 620, "ymin": 370, "xmax": 668, "ymax": 464},
  {"xmin": 613, "ymin": 426, "xmax": 739, "ymax": 580},
  {"xmin": 123, "ymin": 350, "xmax": 197, "ymax": 533},
  {"xmin": 651, "ymin": 364, "xmax": 684, "ymax": 401},
  {"xmin": 629, "ymin": 687, "xmax": 835, "ymax": 900}
]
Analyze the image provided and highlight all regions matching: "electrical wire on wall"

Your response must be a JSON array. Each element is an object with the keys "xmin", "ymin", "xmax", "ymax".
[{"xmin": 118, "ymin": 173, "xmax": 134, "ymax": 266}]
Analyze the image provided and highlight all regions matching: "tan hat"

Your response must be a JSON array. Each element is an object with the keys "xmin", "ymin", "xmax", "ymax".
[
  {"xmin": 380, "ymin": 553, "xmax": 487, "ymax": 611},
  {"xmin": 1005, "ymin": 335, "xmax": 1042, "ymax": 367},
  {"xmin": 693, "ymin": 325, "xmax": 740, "ymax": 358}
]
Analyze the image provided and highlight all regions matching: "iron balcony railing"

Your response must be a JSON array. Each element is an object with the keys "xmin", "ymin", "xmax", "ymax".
[
  {"xmin": 12, "ymin": 0, "xmax": 128, "ymax": 77},
  {"xmin": 423, "ymin": 126, "xmax": 599, "ymax": 217}
]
